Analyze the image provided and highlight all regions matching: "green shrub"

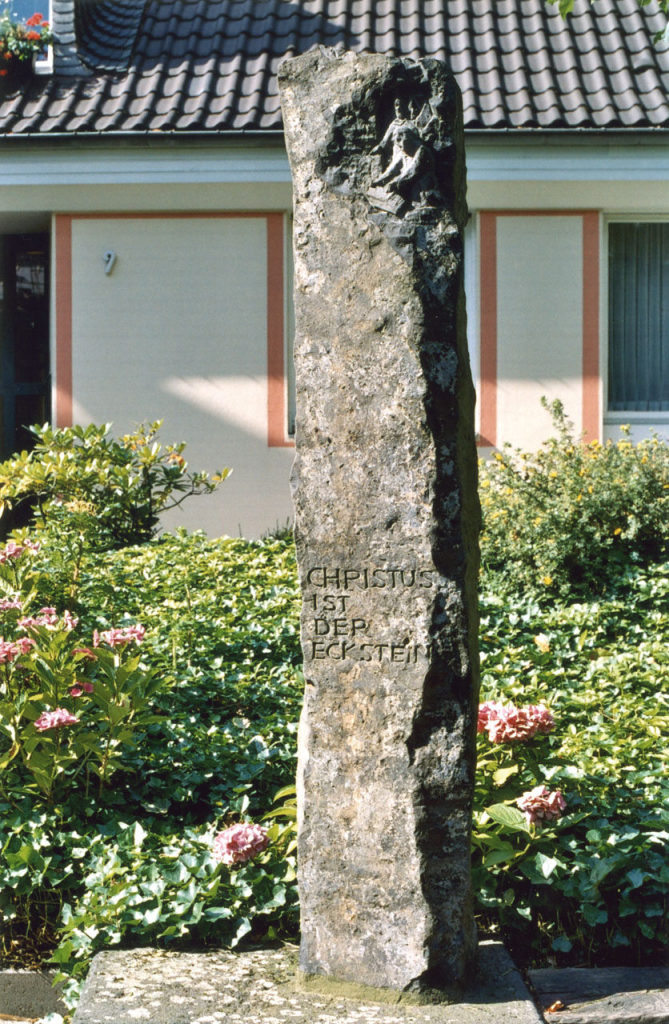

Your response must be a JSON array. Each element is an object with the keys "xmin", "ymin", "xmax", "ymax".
[
  {"xmin": 0, "ymin": 422, "xmax": 229, "ymax": 553},
  {"xmin": 479, "ymin": 400, "xmax": 669, "ymax": 598}
]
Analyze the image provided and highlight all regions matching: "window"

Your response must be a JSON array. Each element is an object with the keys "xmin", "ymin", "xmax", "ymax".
[
  {"xmin": 608, "ymin": 222, "xmax": 669, "ymax": 413},
  {"xmin": 0, "ymin": 234, "xmax": 50, "ymax": 459},
  {"xmin": 9, "ymin": 0, "xmax": 52, "ymax": 71}
]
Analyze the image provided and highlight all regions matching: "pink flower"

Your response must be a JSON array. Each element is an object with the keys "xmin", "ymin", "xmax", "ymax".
[
  {"xmin": 18, "ymin": 606, "xmax": 61, "ymax": 631},
  {"xmin": 34, "ymin": 708, "xmax": 79, "ymax": 732},
  {"xmin": 477, "ymin": 701, "xmax": 504, "ymax": 733},
  {"xmin": 0, "ymin": 639, "xmax": 19, "ymax": 662},
  {"xmin": 93, "ymin": 624, "xmax": 146, "ymax": 648},
  {"xmin": 0, "ymin": 598, "xmax": 22, "ymax": 611},
  {"xmin": 70, "ymin": 681, "xmax": 93, "ymax": 697},
  {"xmin": 212, "ymin": 823, "xmax": 270, "ymax": 866},
  {"xmin": 527, "ymin": 704, "xmax": 555, "ymax": 735},
  {"xmin": 0, "ymin": 540, "xmax": 39, "ymax": 564},
  {"xmin": 0, "ymin": 637, "xmax": 32, "ymax": 661},
  {"xmin": 63, "ymin": 610, "xmax": 79, "ymax": 631},
  {"xmin": 478, "ymin": 701, "xmax": 554, "ymax": 742},
  {"xmin": 516, "ymin": 785, "xmax": 566, "ymax": 825},
  {"xmin": 14, "ymin": 636, "xmax": 35, "ymax": 655}
]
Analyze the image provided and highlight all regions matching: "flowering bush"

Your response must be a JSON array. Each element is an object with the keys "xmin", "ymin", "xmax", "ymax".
[
  {"xmin": 0, "ymin": 531, "xmax": 301, "ymax": 1005},
  {"xmin": 479, "ymin": 399, "xmax": 669, "ymax": 598},
  {"xmin": 0, "ymin": 538, "xmax": 158, "ymax": 804},
  {"xmin": 476, "ymin": 570, "xmax": 669, "ymax": 968},
  {"xmin": 0, "ymin": 9, "xmax": 51, "ymax": 75},
  {"xmin": 213, "ymin": 823, "xmax": 270, "ymax": 866}
]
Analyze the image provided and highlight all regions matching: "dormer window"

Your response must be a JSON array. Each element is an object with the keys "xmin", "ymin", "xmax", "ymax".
[{"xmin": 6, "ymin": 0, "xmax": 52, "ymax": 72}]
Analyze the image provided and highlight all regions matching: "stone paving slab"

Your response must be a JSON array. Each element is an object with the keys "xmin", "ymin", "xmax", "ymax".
[
  {"xmin": 0, "ymin": 969, "xmax": 66, "ymax": 1019},
  {"xmin": 72, "ymin": 942, "xmax": 542, "ymax": 1024},
  {"xmin": 529, "ymin": 967, "xmax": 669, "ymax": 1024}
]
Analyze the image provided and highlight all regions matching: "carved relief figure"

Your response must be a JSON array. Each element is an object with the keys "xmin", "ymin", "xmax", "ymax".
[{"xmin": 370, "ymin": 96, "xmax": 438, "ymax": 202}]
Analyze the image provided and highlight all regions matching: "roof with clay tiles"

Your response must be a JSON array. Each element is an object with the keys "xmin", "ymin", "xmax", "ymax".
[{"xmin": 0, "ymin": 0, "xmax": 668, "ymax": 136}]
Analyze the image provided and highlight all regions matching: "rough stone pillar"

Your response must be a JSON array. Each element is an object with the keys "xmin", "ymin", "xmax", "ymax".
[{"xmin": 279, "ymin": 48, "xmax": 480, "ymax": 1000}]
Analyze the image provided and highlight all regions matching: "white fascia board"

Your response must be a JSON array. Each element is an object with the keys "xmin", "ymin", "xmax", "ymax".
[
  {"xmin": 466, "ymin": 136, "xmax": 669, "ymax": 182},
  {"xmin": 3, "ymin": 133, "xmax": 668, "ymax": 187},
  {"xmin": 0, "ymin": 142, "xmax": 291, "ymax": 186}
]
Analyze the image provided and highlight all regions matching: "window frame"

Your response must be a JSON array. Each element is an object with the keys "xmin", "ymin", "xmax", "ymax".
[{"xmin": 604, "ymin": 214, "xmax": 669, "ymax": 426}]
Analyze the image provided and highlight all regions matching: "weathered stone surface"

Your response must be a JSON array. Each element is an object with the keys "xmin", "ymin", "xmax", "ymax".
[
  {"xmin": 0, "ymin": 966, "xmax": 66, "ymax": 1018},
  {"xmin": 529, "ymin": 967, "xmax": 669, "ymax": 1024},
  {"xmin": 72, "ymin": 943, "xmax": 542, "ymax": 1024},
  {"xmin": 279, "ymin": 48, "xmax": 479, "ymax": 998}
]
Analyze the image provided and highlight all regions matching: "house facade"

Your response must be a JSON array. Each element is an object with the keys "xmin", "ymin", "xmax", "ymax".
[{"xmin": 1, "ymin": 0, "xmax": 668, "ymax": 537}]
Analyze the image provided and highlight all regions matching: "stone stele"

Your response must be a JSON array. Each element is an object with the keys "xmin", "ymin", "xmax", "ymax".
[{"xmin": 279, "ymin": 47, "xmax": 480, "ymax": 1001}]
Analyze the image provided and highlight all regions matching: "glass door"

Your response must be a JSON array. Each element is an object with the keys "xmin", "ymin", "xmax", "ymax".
[{"xmin": 0, "ymin": 233, "xmax": 51, "ymax": 459}]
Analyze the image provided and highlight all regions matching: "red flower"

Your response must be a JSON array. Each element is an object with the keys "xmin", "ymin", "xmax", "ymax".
[
  {"xmin": 26, "ymin": 12, "xmax": 44, "ymax": 26},
  {"xmin": 26, "ymin": 30, "xmax": 41, "ymax": 40},
  {"xmin": 0, "ymin": 70, "xmax": 7, "ymax": 77}
]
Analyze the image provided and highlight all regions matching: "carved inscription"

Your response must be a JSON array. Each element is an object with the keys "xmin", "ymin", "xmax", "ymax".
[{"xmin": 303, "ymin": 566, "xmax": 433, "ymax": 663}]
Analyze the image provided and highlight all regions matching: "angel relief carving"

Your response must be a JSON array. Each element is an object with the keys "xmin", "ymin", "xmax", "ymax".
[{"xmin": 368, "ymin": 95, "xmax": 442, "ymax": 214}]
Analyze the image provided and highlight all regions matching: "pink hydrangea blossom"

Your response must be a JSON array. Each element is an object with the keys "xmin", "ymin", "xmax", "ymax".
[
  {"xmin": 93, "ymin": 625, "xmax": 146, "ymax": 648},
  {"xmin": 18, "ymin": 606, "xmax": 59, "ymax": 630},
  {"xmin": 0, "ymin": 638, "xmax": 18, "ymax": 662},
  {"xmin": 477, "ymin": 701, "xmax": 504, "ymax": 733},
  {"xmin": 34, "ymin": 708, "xmax": 79, "ymax": 732},
  {"xmin": 478, "ymin": 701, "xmax": 555, "ymax": 742},
  {"xmin": 14, "ymin": 636, "xmax": 36, "ymax": 655},
  {"xmin": 63, "ymin": 610, "xmax": 79, "ymax": 631},
  {"xmin": 0, "ymin": 636, "xmax": 34, "ymax": 662},
  {"xmin": 212, "ymin": 823, "xmax": 270, "ymax": 866},
  {"xmin": 70, "ymin": 681, "xmax": 94, "ymax": 698},
  {"xmin": 516, "ymin": 785, "xmax": 566, "ymax": 825},
  {"xmin": 0, "ymin": 540, "xmax": 39, "ymax": 564}
]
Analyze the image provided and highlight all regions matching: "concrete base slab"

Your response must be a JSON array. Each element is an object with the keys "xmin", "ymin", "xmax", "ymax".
[
  {"xmin": 529, "ymin": 967, "xmax": 669, "ymax": 1024},
  {"xmin": 72, "ymin": 942, "xmax": 542, "ymax": 1024},
  {"xmin": 0, "ymin": 968, "xmax": 66, "ymax": 1019}
]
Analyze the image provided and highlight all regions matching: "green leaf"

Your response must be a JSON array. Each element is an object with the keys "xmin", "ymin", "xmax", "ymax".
[
  {"xmin": 133, "ymin": 822, "xmax": 147, "ymax": 850},
  {"xmin": 582, "ymin": 904, "xmax": 608, "ymax": 926},
  {"xmin": 492, "ymin": 765, "xmax": 519, "ymax": 786},
  {"xmin": 625, "ymin": 868, "xmax": 647, "ymax": 889},
  {"xmin": 485, "ymin": 804, "xmax": 532, "ymax": 834},
  {"xmin": 534, "ymin": 852, "xmax": 561, "ymax": 879},
  {"xmin": 203, "ymin": 905, "xmax": 233, "ymax": 922},
  {"xmin": 482, "ymin": 844, "xmax": 516, "ymax": 868}
]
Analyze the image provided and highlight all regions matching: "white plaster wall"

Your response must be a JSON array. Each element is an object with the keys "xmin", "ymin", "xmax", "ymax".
[
  {"xmin": 70, "ymin": 216, "xmax": 294, "ymax": 539},
  {"xmin": 496, "ymin": 216, "xmax": 583, "ymax": 450}
]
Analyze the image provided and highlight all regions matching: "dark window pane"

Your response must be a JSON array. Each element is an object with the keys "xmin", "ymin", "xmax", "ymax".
[
  {"xmin": 609, "ymin": 222, "xmax": 669, "ymax": 412},
  {"xmin": 14, "ymin": 238, "xmax": 49, "ymax": 384},
  {"xmin": 0, "ymin": 233, "xmax": 50, "ymax": 460},
  {"xmin": 14, "ymin": 393, "xmax": 47, "ymax": 452}
]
